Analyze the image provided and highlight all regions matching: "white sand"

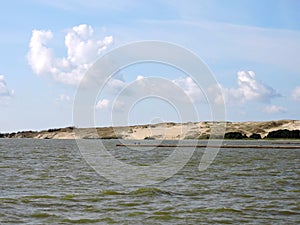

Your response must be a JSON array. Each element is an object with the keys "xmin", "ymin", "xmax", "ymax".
[{"xmin": 12, "ymin": 120, "xmax": 300, "ymax": 139}]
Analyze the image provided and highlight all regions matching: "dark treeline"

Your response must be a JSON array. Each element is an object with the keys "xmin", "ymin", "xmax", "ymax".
[
  {"xmin": 224, "ymin": 129, "xmax": 300, "ymax": 139},
  {"xmin": 266, "ymin": 129, "xmax": 300, "ymax": 139}
]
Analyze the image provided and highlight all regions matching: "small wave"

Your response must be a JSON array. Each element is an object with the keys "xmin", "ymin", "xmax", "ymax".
[
  {"xmin": 100, "ymin": 190, "xmax": 125, "ymax": 195},
  {"xmin": 118, "ymin": 202, "xmax": 140, "ymax": 207},
  {"xmin": 61, "ymin": 194, "xmax": 77, "ymax": 200},
  {"xmin": 129, "ymin": 187, "xmax": 174, "ymax": 196},
  {"xmin": 0, "ymin": 197, "xmax": 18, "ymax": 204},
  {"xmin": 214, "ymin": 207, "xmax": 242, "ymax": 213},
  {"xmin": 30, "ymin": 212, "xmax": 55, "ymax": 218},
  {"xmin": 83, "ymin": 205, "xmax": 101, "ymax": 213},
  {"xmin": 62, "ymin": 217, "xmax": 115, "ymax": 224},
  {"xmin": 187, "ymin": 207, "xmax": 242, "ymax": 214},
  {"xmin": 100, "ymin": 187, "xmax": 175, "ymax": 197},
  {"xmin": 22, "ymin": 195, "xmax": 57, "ymax": 199},
  {"xmin": 146, "ymin": 214, "xmax": 183, "ymax": 221},
  {"xmin": 127, "ymin": 211, "xmax": 146, "ymax": 217},
  {"xmin": 277, "ymin": 210, "xmax": 300, "ymax": 215}
]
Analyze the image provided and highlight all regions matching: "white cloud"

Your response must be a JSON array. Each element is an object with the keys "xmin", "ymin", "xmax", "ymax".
[
  {"xmin": 27, "ymin": 30, "xmax": 54, "ymax": 75},
  {"xmin": 105, "ymin": 77, "xmax": 126, "ymax": 94},
  {"xmin": 110, "ymin": 75, "xmax": 206, "ymax": 104},
  {"xmin": 0, "ymin": 75, "xmax": 13, "ymax": 104},
  {"xmin": 95, "ymin": 99, "xmax": 110, "ymax": 110},
  {"xmin": 136, "ymin": 75, "xmax": 144, "ymax": 80},
  {"xmin": 263, "ymin": 105, "xmax": 286, "ymax": 114},
  {"xmin": 173, "ymin": 77, "xmax": 205, "ymax": 103},
  {"xmin": 129, "ymin": 76, "xmax": 204, "ymax": 106},
  {"xmin": 292, "ymin": 86, "xmax": 300, "ymax": 101},
  {"xmin": 216, "ymin": 71, "xmax": 280, "ymax": 104},
  {"xmin": 27, "ymin": 24, "xmax": 113, "ymax": 86}
]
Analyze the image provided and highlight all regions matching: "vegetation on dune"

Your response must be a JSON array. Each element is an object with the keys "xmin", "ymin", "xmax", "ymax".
[
  {"xmin": 224, "ymin": 132, "xmax": 248, "ymax": 139},
  {"xmin": 249, "ymin": 133, "xmax": 262, "ymax": 139},
  {"xmin": 0, "ymin": 121, "xmax": 299, "ymax": 139},
  {"xmin": 266, "ymin": 129, "xmax": 300, "ymax": 139}
]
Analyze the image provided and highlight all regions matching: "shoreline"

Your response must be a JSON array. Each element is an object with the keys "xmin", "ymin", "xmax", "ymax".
[
  {"xmin": 116, "ymin": 143, "xmax": 300, "ymax": 149},
  {"xmin": 1, "ymin": 120, "xmax": 300, "ymax": 140}
]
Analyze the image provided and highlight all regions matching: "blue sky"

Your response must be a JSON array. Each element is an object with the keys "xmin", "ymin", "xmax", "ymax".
[{"xmin": 0, "ymin": 0, "xmax": 300, "ymax": 132}]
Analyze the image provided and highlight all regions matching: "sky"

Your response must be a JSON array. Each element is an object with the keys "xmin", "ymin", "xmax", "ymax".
[{"xmin": 0, "ymin": 0, "xmax": 300, "ymax": 132}]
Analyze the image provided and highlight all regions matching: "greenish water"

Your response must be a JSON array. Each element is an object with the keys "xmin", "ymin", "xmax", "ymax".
[{"xmin": 0, "ymin": 139, "xmax": 299, "ymax": 224}]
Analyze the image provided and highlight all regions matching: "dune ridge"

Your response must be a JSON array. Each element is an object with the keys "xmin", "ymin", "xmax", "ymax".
[{"xmin": 1, "ymin": 120, "xmax": 300, "ymax": 140}]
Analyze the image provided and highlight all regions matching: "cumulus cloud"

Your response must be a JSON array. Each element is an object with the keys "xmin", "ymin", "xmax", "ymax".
[
  {"xmin": 105, "ymin": 77, "xmax": 126, "ymax": 94},
  {"xmin": 263, "ymin": 105, "xmax": 286, "ymax": 114},
  {"xmin": 214, "ymin": 71, "xmax": 280, "ymax": 104},
  {"xmin": 27, "ymin": 30, "xmax": 54, "ymax": 75},
  {"xmin": 292, "ymin": 86, "xmax": 300, "ymax": 101},
  {"xmin": 0, "ymin": 75, "xmax": 13, "ymax": 104},
  {"xmin": 95, "ymin": 99, "xmax": 110, "ymax": 110},
  {"xmin": 27, "ymin": 24, "xmax": 113, "ymax": 86},
  {"xmin": 173, "ymin": 77, "xmax": 205, "ymax": 103},
  {"xmin": 114, "ymin": 75, "xmax": 206, "ymax": 104},
  {"xmin": 97, "ymin": 71, "xmax": 280, "ymax": 111}
]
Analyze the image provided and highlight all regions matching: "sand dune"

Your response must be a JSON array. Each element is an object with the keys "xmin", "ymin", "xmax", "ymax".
[{"xmin": 1, "ymin": 120, "xmax": 299, "ymax": 140}]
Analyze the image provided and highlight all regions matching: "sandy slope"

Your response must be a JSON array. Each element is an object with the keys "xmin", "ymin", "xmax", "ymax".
[
  {"xmin": 2, "ymin": 120, "xmax": 299, "ymax": 140},
  {"xmin": 123, "ymin": 120, "xmax": 300, "ymax": 140}
]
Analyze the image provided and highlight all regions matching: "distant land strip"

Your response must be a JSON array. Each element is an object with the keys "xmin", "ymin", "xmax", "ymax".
[
  {"xmin": 116, "ymin": 144, "xmax": 300, "ymax": 149},
  {"xmin": 0, "ymin": 120, "xmax": 300, "ymax": 140}
]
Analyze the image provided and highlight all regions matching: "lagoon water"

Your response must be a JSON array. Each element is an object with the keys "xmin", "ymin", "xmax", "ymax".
[{"xmin": 1, "ymin": 139, "xmax": 299, "ymax": 224}]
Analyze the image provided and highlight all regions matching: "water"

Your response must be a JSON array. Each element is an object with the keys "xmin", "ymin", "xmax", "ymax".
[{"xmin": 1, "ymin": 139, "xmax": 299, "ymax": 224}]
